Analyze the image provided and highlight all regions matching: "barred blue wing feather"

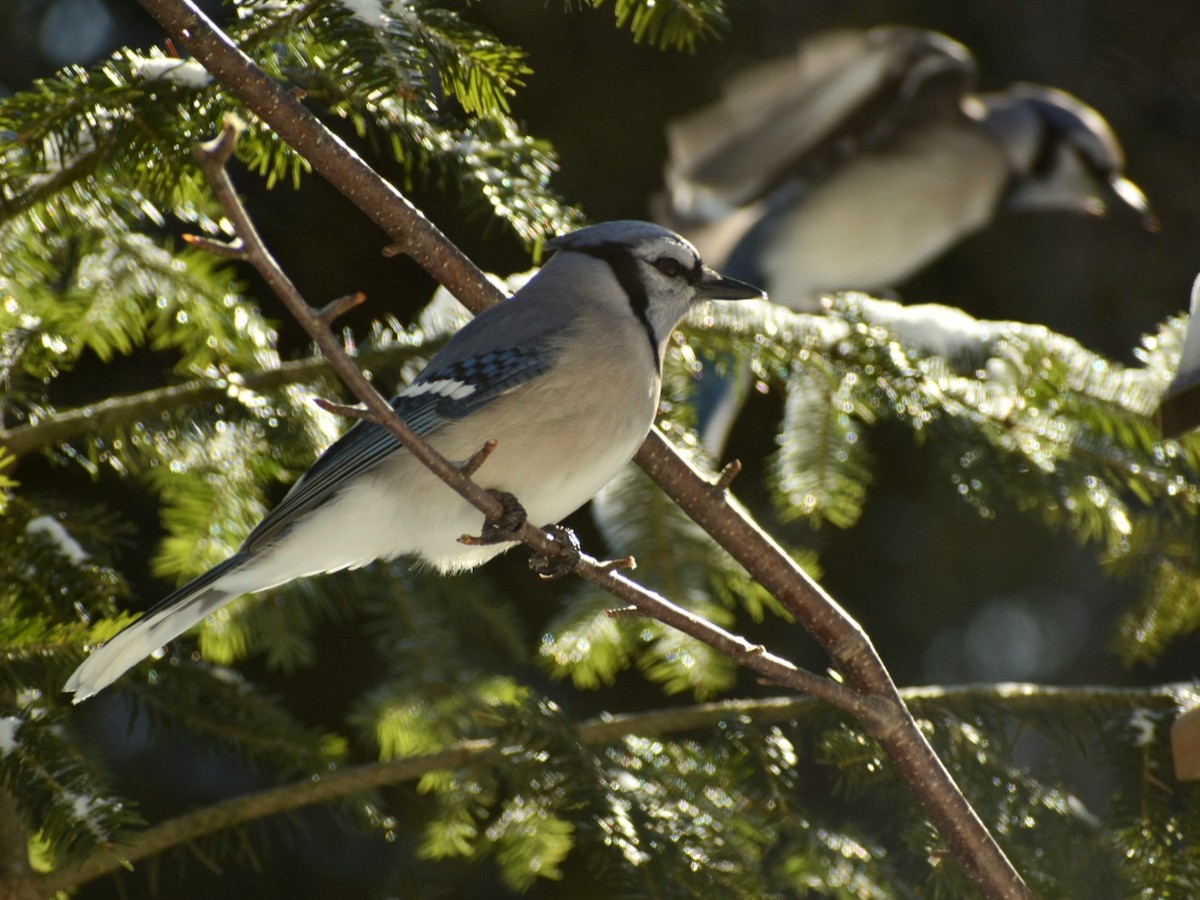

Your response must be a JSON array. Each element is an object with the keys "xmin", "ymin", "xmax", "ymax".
[
  {"xmin": 395, "ymin": 346, "xmax": 554, "ymax": 431},
  {"xmin": 239, "ymin": 345, "xmax": 556, "ymax": 551}
]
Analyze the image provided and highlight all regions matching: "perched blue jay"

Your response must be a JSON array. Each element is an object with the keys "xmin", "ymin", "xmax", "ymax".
[
  {"xmin": 657, "ymin": 27, "xmax": 1153, "ymax": 452},
  {"xmin": 64, "ymin": 221, "xmax": 763, "ymax": 701}
]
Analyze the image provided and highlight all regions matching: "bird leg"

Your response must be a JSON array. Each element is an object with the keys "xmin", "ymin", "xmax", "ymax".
[
  {"xmin": 529, "ymin": 524, "xmax": 582, "ymax": 581},
  {"xmin": 460, "ymin": 491, "xmax": 579, "ymax": 579}
]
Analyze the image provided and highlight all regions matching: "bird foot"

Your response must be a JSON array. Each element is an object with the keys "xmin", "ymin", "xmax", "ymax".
[
  {"xmin": 529, "ymin": 525, "xmax": 581, "ymax": 581},
  {"xmin": 481, "ymin": 490, "xmax": 528, "ymax": 542},
  {"xmin": 460, "ymin": 490, "xmax": 528, "ymax": 546}
]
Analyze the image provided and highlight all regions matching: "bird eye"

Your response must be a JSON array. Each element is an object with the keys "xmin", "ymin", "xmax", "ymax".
[{"xmin": 654, "ymin": 257, "xmax": 685, "ymax": 278}]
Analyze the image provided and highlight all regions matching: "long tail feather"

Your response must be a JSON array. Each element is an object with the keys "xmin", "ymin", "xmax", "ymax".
[{"xmin": 64, "ymin": 555, "xmax": 248, "ymax": 702}]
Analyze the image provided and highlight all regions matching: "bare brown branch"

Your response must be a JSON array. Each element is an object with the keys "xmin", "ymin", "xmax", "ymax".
[
  {"xmin": 458, "ymin": 439, "xmax": 498, "ymax": 478},
  {"xmin": 316, "ymin": 292, "xmax": 367, "ymax": 325},
  {"xmin": 713, "ymin": 458, "xmax": 742, "ymax": 492},
  {"xmin": 0, "ymin": 791, "xmax": 34, "ymax": 892},
  {"xmin": 181, "ymin": 232, "xmax": 246, "ymax": 258},
  {"xmin": 311, "ymin": 397, "xmax": 372, "ymax": 421}
]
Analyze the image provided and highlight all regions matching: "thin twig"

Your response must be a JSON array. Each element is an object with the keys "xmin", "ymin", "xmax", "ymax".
[
  {"xmin": 458, "ymin": 440, "xmax": 497, "ymax": 478},
  {"xmin": 0, "ymin": 149, "xmax": 103, "ymax": 230},
  {"xmin": 713, "ymin": 458, "xmax": 742, "ymax": 492},
  {"xmin": 311, "ymin": 397, "xmax": 371, "ymax": 421},
  {"xmin": 181, "ymin": 232, "xmax": 246, "ymax": 258},
  {"xmin": 316, "ymin": 291, "xmax": 366, "ymax": 325},
  {"xmin": 189, "ymin": 119, "xmax": 544, "ymax": 560}
]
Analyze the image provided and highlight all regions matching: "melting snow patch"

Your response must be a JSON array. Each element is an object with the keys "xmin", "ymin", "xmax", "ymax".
[
  {"xmin": 63, "ymin": 790, "xmax": 103, "ymax": 830},
  {"xmin": 862, "ymin": 298, "xmax": 1000, "ymax": 357},
  {"xmin": 130, "ymin": 55, "xmax": 213, "ymax": 88},
  {"xmin": 26, "ymin": 516, "xmax": 90, "ymax": 564},
  {"xmin": 1130, "ymin": 708, "xmax": 1156, "ymax": 747},
  {"xmin": 1065, "ymin": 794, "xmax": 1102, "ymax": 829},
  {"xmin": 0, "ymin": 716, "xmax": 21, "ymax": 755},
  {"xmin": 338, "ymin": 0, "xmax": 387, "ymax": 26}
]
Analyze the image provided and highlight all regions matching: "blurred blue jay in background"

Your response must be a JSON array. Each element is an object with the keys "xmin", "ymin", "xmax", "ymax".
[
  {"xmin": 657, "ymin": 26, "xmax": 1154, "ymax": 453},
  {"xmin": 1158, "ymin": 275, "xmax": 1200, "ymax": 437},
  {"xmin": 64, "ymin": 221, "xmax": 763, "ymax": 701}
]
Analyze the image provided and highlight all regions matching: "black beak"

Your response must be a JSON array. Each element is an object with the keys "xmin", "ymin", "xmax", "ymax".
[
  {"xmin": 696, "ymin": 266, "xmax": 766, "ymax": 301},
  {"xmin": 1107, "ymin": 175, "xmax": 1160, "ymax": 233}
]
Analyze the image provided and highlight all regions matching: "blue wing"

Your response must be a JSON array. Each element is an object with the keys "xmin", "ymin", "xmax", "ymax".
[{"xmin": 239, "ymin": 344, "xmax": 555, "ymax": 551}]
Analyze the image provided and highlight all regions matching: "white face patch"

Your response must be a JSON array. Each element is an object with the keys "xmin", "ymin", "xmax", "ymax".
[{"xmin": 401, "ymin": 379, "xmax": 478, "ymax": 401}]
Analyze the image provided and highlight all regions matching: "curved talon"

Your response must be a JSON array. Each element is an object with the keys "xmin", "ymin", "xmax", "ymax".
[
  {"xmin": 478, "ymin": 490, "xmax": 527, "ymax": 544},
  {"xmin": 530, "ymin": 524, "xmax": 582, "ymax": 580}
]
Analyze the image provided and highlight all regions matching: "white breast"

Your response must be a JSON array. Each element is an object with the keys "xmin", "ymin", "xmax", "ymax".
[{"xmin": 762, "ymin": 123, "xmax": 1011, "ymax": 311}]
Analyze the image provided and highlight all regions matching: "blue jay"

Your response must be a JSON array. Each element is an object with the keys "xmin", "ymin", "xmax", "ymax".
[
  {"xmin": 663, "ymin": 26, "xmax": 1152, "ymax": 311},
  {"xmin": 658, "ymin": 26, "xmax": 1152, "ymax": 453},
  {"xmin": 64, "ymin": 221, "xmax": 764, "ymax": 701}
]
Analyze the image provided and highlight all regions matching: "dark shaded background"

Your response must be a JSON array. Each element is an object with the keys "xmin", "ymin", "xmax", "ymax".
[{"xmin": 5, "ymin": 1, "xmax": 1200, "ymax": 896}]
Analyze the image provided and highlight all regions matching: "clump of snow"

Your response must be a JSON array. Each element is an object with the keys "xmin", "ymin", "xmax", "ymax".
[
  {"xmin": 65, "ymin": 790, "xmax": 98, "ymax": 822},
  {"xmin": 1065, "ymin": 794, "xmax": 1102, "ymax": 829},
  {"xmin": 25, "ymin": 516, "xmax": 90, "ymax": 564},
  {"xmin": 76, "ymin": 796, "xmax": 95, "ymax": 818},
  {"xmin": 0, "ymin": 716, "xmax": 21, "ymax": 755},
  {"xmin": 202, "ymin": 663, "xmax": 251, "ymax": 689},
  {"xmin": 1130, "ymin": 708, "xmax": 1156, "ymax": 747},
  {"xmin": 130, "ymin": 55, "xmax": 213, "ymax": 88},
  {"xmin": 419, "ymin": 286, "xmax": 475, "ymax": 337},
  {"xmin": 860, "ymin": 298, "xmax": 1000, "ymax": 358},
  {"xmin": 418, "ymin": 269, "xmax": 535, "ymax": 338},
  {"xmin": 338, "ymin": 0, "xmax": 387, "ymax": 27}
]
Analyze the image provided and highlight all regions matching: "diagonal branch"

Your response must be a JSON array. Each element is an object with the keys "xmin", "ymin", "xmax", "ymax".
[
  {"xmin": 0, "ymin": 150, "xmax": 104, "ymax": 230},
  {"xmin": 124, "ymin": 2, "xmax": 1030, "ymax": 896}
]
